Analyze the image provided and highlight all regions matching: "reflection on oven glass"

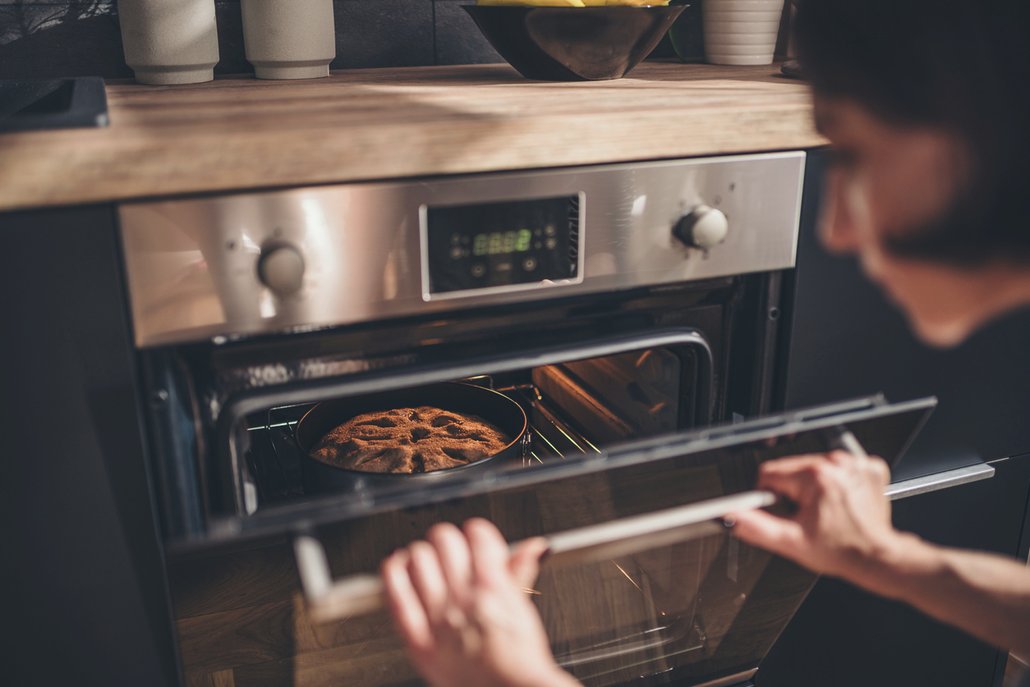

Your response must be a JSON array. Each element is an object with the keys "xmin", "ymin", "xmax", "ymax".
[{"xmin": 538, "ymin": 534, "xmax": 764, "ymax": 686}]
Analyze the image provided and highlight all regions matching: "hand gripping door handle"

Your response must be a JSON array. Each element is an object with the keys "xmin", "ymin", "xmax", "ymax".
[
  {"xmin": 293, "ymin": 429, "xmax": 996, "ymax": 623},
  {"xmin": 293, "ymin": 489, "xmax": 777, "ymax": 623}
]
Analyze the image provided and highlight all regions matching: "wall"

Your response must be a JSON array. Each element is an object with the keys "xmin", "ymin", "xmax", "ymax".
[{"xmin": 0, "ymin": 0, "xmax": 512, "ymax": 80}]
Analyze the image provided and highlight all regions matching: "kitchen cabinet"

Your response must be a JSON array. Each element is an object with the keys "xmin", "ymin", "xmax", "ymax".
[{"xmin": 0, "ymin": 205, "xmax": 178, "ymax": 687}]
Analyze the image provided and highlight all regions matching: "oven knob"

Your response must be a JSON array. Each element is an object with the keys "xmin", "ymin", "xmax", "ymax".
[
  {"xmin": 257, "ymin": 242, "xmax": 305, "ymax": 296},
  {"xmin": 673, "ymin": 205, "xmax": 729, "ymax": 249}
]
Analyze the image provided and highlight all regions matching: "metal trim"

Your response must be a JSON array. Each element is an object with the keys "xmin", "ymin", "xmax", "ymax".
[
  {"xmin": 417, "ymin": 192, "xmax": 587, "ymax": 302},
  {"xmin": 886, "ymin": 462, "xmax": 995, "ymax": 501}
]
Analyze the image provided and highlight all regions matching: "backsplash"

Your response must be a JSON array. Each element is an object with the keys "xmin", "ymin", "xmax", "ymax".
[{"xmin": 0, "ymin": 0, "xmax": 512, "ymax": 80}]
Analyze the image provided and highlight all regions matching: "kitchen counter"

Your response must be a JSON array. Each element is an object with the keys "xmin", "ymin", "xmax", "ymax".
[{"xmin": 0, "ymin": 62, "xmax": 825, "ymax": 212}]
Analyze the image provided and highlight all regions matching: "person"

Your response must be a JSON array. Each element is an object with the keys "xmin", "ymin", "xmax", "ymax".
[{"xmin": 380, "ymin": 0, "xmax": 1030, "ymax": 684}]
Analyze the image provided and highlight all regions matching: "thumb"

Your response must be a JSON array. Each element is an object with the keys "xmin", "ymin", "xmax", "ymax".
[
  {"xmin": 508, "ymin": 537, "xmax": 549, "ymax": 589},
  {"xmin": 728, "ymin": 509, "xmax": 804, "ymax": 559}
]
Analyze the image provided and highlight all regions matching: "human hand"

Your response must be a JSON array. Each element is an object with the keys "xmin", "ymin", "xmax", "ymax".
[
  {"xmin": 729, "ymin": 450, "xmax": 902, "ymax": 580},
  {"xmin": 381, "ymin": 518, "xmax": 579, "ymax": 687}
]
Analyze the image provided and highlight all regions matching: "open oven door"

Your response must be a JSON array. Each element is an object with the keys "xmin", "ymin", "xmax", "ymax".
[{"xmin": 287, "ymin": 395, "xmax": 988, "ymax": 687}]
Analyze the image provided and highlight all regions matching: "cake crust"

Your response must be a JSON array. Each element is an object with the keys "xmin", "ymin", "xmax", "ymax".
[{"xmin": 310, "ymin": 405, "xmax": 511, "ymax": 474}]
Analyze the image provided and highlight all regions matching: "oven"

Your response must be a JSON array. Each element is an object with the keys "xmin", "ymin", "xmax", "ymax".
[{"xmin": 115, "ymin": 151, "xmax": 966, "ymax": 687}]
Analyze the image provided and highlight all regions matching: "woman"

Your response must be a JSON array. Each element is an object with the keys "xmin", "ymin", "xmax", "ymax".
[{"xmin": 381, "ymin": 0, "xmax": 1030, "ymax": 684}]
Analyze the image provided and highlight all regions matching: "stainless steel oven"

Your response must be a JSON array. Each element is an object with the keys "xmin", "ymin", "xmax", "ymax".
[{"xmin": 116, "ymin": 151, "xmax": 987, "ymax": 687}]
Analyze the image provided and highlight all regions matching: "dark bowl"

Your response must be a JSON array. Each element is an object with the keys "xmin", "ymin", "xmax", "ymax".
[{"xmin": 463, "ymin": 5, "xmax": 687, "ymax": 81}]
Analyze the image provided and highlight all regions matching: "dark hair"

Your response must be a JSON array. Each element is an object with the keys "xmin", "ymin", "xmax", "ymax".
[{"xmin": 794, "ymin": 0, "xmax": 1030, "ymax": 265}]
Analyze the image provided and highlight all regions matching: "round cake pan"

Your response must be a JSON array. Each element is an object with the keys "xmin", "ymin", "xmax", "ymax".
[{"xmin": 295, "ymin": 381, "xmax": 528, "ymax": 494}]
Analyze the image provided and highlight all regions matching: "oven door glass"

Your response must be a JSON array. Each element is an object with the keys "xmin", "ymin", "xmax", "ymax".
[{"xmin": 284, "ymin": 396, "xmax": 934, "ymax": 687}]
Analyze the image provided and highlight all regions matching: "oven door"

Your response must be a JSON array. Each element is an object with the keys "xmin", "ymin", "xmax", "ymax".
[{"xmin": 250, "ymin": 397, "xmax": 941, "ymax": 687}]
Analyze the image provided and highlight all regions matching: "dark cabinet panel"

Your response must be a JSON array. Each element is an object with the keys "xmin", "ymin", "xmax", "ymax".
[{"xmin": 0, "ymin": 206, "xmax": 177, "ymax": 687}]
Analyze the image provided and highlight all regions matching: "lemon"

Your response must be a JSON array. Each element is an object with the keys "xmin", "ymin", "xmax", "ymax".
[
  {"xmin": 476, "ymin": 0, "xmax": 587, "ymax": 6},
  {"xmin": 586, "ymin": 0, "xmax": 671, "ymax": 4}
]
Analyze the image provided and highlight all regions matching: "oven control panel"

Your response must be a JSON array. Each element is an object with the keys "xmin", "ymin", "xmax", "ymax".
[
  {"xmin": 119, "ymin": 151, "xmax": 805, "ymax": 347},
  {"xmin": 424, "ymin": 195, "xmax": 581, "ymax": 297}
]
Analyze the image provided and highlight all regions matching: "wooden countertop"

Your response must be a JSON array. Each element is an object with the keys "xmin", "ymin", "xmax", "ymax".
[{"xmin": 0, "ymin": 62, "xmax": 825, "ymax": 212}]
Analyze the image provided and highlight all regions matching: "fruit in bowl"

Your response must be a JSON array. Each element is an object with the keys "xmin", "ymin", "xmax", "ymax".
[
  {"xmin": 477, "ymin": 0, "xmax": 669, "ymax": 5},
  {"xmin": 464, "ymin": 0, "xmax": 686, "ymax": 81}
]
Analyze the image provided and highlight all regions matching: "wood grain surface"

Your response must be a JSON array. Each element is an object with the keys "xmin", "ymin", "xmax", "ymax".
[{"xmin": 0, "ymin": 62, "xmax": 824, "ymax": 212}]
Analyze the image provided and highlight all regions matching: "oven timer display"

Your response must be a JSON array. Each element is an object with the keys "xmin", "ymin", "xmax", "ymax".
[
  {"xmin": 425, "ymin": 195, "xmax": 579, "ymax": 296},
  {"xmin": 471, "ymin": 229, "xmax": 533, "ymax": 256}
]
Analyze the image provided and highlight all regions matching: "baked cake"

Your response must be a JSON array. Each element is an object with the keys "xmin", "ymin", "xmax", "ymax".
[{"xmin": 310, "ymin": 405, "xmax": 511, "ymax": 474}]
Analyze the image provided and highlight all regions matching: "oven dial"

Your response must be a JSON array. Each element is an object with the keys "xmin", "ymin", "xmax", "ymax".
[
  {"xmin": 257, "ymin": 242, "xmax": 305, "ymax": 296},
  {"xmin": 673, "ymin": 205, "xmax": 729, "ymax": 249}
]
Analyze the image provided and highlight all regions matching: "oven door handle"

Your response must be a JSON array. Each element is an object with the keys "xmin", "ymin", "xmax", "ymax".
[
  {"xmin": 293, "ymin": 429, "xmax": 997, "ymax": 624},
  {"xmin": 293, "ymin": 489, "xmax": 777, "ymax": 623}
]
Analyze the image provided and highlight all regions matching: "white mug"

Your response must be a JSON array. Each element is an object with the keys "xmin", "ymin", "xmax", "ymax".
[
  {"xmin": 703, "ymin": 0, "xmax": 786, "ymax": 66},
  {"xmin": 241, "ymin": 0, "xmax": 336, "ymax": 80},
  {"xmin": 118, "ymin": 0, "xmax": 220, "ymax": 85}
]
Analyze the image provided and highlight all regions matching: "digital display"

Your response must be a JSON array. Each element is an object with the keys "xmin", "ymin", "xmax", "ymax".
[
  {"xmin": 472, "ymin": 229, "xmax": 533, "ymax": 256},
  {"xmin": 426, "ymin": 195, "xmax": 579, "ymax": 295}
]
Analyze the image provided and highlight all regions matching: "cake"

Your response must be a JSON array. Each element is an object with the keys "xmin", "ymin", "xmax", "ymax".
[{"xmin": 310, "ymin": 405, "xmax": 511, "ymax": 474}]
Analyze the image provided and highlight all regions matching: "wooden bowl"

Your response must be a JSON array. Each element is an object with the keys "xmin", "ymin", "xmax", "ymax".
[{"xmin": 463, "ymin": 5, "xmax": 688, "ymax": 81}]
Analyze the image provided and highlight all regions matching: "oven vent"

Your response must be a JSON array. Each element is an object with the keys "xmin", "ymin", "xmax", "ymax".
[{"xmin": 568, "ymin": 195, "xmax": 580, "ymax": 275}]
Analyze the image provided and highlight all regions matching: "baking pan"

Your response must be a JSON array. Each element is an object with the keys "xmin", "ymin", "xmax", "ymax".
[{"xmin": 295, "ymin": 382, "xmax": 527, "ymax": 494}]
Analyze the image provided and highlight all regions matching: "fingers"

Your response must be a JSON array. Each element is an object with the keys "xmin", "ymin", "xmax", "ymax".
[
  {"xmin": 382, "ymin": 550, "xmax": 433, "ymax": 654},
  {"xmin": 755, "ymin": 455, "xmax": 827, "ymax": 502},
  {"xmin": 428, "ymin": 522, "xmax": 473, "ymax": 605},
  {"xmin": 728, "ymin": 509, "xmax": 805, "ymax": 559},
  {"xmin": 508, "ymin": 537, "xmax": 548, "ymax": 589},
  {"xmin": 757, "ymin": 450, "xmax": 889, "ymax": 501},
  {"xmin": 759, "ymin": 454, "xmax": 828, "ymax": 476},
  {"xmin": 407, "ymin": 540, "xmax": 450, "ymax": 625},
  {"xmin": 465, "ymin": 518, "xmax": 514, "ymax": 590},
  {"xmin": 867, "ymin": 455, "xmax": 891, "ymax": 485},
  {"xmin": 824, "ymin": 449, "xmax": 852, "ymax": 467}
]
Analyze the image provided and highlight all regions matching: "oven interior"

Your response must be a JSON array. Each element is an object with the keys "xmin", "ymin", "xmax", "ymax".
[{"xmin": 242, "ymin": 347, "xmax": 703, "ymax": 510}]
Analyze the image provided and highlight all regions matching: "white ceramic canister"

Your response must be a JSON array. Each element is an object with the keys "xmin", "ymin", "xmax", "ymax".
[
  {"xmin": 703, "ymin": 0, "xmax": 785, "ymax": 66},
  {"xmin": 117, "ymin": 0, "xmax": 220, "ymax": 85},
  {"xmin": 241, "ymin": 0, "xmax": 336, "ymax": 80}
]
